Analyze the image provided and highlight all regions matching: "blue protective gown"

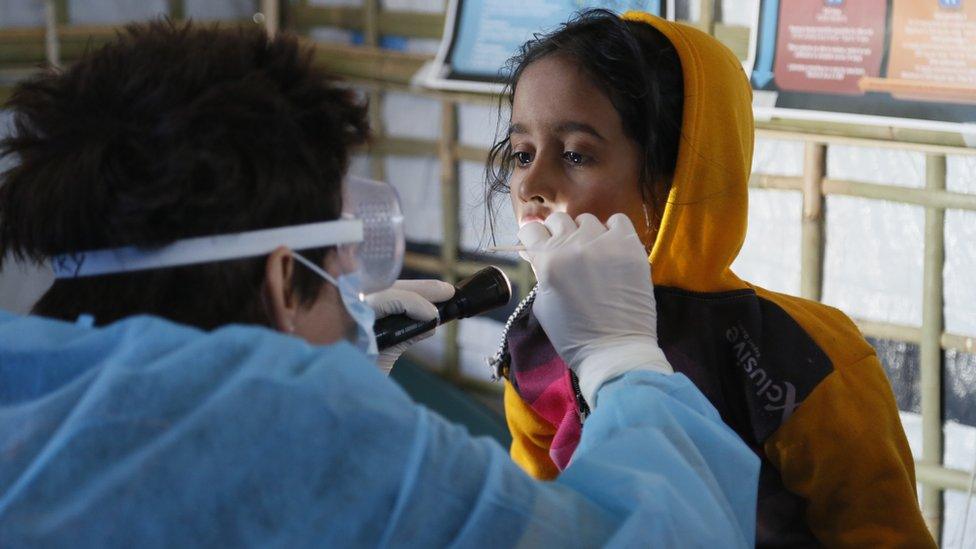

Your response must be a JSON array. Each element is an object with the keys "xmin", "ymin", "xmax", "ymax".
[{"xmin": 0, "ymin": 310, "xmax": 758, "ymax": 547}]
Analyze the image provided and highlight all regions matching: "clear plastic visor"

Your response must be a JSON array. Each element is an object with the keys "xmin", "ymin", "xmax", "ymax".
[
  {"xmin": 50, "ymin": 175, "xmax": 405, "ymax": 295},
  {"xmin": 340, "ymin": 176, "xmax": 404, "ymax": 294}
]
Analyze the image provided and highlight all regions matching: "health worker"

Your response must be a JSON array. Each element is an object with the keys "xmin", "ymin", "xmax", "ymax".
[{"xmin": 0, "ymin": 20, "xmax": 758, "ymax": 547}]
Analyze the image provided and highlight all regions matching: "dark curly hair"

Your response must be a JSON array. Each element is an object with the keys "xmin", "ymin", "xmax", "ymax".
[
  {"xmin": 485, "ymin": 9, "xmax": 683, "ymax": 239},
  {"xmin": 0, "ymin": 20, "xmax": 369, "ymax": 329}
]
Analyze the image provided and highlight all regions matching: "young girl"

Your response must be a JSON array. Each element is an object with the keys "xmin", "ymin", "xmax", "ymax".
[{"xmin": 486, "ymin": 9, "xmax": 934, "ymax": 547}]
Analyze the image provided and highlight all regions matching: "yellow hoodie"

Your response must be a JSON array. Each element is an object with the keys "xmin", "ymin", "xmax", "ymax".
[{"xmin": 500, "ymin": 11, "xmax": 935, "ymax": 548}]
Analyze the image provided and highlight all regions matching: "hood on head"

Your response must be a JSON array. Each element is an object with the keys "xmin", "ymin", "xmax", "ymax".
[{"xmin": 623, "ymin": 11, "xmax": 754, "ymax": 293}]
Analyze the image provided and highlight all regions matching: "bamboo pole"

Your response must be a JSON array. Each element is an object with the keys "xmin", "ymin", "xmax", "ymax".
[
  {"xmin": 369, "ymin": 136, "xmax": 437, "ymax": 157},
  {"xmin": 943, "ymin": 332, "xmax": 976, "ymax": 353},
  {"xmin": 854, "ymin": 320, "xmax": 975, "ymax": 354},
  {"xmin": 823, "ymin": 178, "xmax": 976, "ymax": 212},
  {"xmin": 854, "ymin": 320, "xmax": 924, "ymax": 346},
  {"xmin": 915, "ymin": 462, "xmax": 972, "ymax": 493},
  {"xmin": 260, "ymin": 0, "xmax": 279, "ymax": 37},
  {"xmin": 457, "ymin": 144, "xmax": 489, "ymax": 164},
  {"xmin": 404, "ymin": 252, "xmax": 444, "ymax": 274},
  {"xmin": 439, "ymin": 100, "xmax": 461, "ymax": 377},
  {"xmin": 698, "ymin": 0, "xmax": 715, "ymax": 35},
  {"xmin": 44, "ymin": 0, "xmax": 61, "ymax": 69},
  {"xmin": 756, "ymin": 124, "xmax": 976, "ymax": 151},
  {"xmin": 288, "ymin": 4, "xmax": 444, "ymax": 38},
  {"xmin": 368, "ymin": 91, "xmax": 387, "ymax": 182},
  {"xmin": 52, "ymin": 0, "xmax": 69, "ymax": 24},
  {"xmin": 167, "ymin": 0, "xmax": 185, "ymax": 20},
  {"xmin": 363, "ymin": 0, "xmax": 380, "ymax": 47},
  {"xmin": 748, "ymin": 173, "xmax": 803, "ymax": 191},
  {"xmin": 920, "ymin": 153, "xmax": 947, "ymax": 540},
  {"xmin": 405, "ymin": 252, "xmax": 521, "ymax": 285},
  {"xmin": 362, "ymin": 0, "xmax": 383, "ymax": 182},
  {"xmin": 800, "ymin": 143, "xmax": 826, "ymax": 301}
]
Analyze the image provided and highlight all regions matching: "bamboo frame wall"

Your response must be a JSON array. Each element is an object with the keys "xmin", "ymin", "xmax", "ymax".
[{"xmin": 0, "ymin": 0, "xmax": 973, "ymax": 541}]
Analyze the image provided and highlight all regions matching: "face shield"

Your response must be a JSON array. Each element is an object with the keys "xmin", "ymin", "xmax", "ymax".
[
  {"xmin": 51, "ymin": 176, "xmax": 405, "ymax": 354},
  {"xmin": 337, "ymin": 175, "xmax": 405, "ymax": 294}
]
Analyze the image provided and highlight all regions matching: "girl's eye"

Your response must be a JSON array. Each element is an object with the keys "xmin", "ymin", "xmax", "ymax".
[
  {"xmin": 563, "ymin": 151, "xmax": 585, "ymax": 165},
  {"xmin": 513, "ymin": 151, "xmax": 533, "ymax": 166}
]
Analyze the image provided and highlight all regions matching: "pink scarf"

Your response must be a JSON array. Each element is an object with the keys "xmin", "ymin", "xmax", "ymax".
[{"xmin": 504, "ymin": 304, "xmax": 584, "ymax": 470}]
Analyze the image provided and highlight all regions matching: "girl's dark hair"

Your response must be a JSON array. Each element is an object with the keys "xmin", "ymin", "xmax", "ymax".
[
  {"xmin": 485, "ymin": 9, "xmax": 684, "ymax": 238},
  {"xmin": 0, "ymin": 20, "xmax": 369, "ymax": 329}
]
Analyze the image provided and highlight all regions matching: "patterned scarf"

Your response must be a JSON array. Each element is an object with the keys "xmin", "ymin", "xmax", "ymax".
[{"xmin": 493, "ymin": 292, "xmax": 584, "ymax": 470}]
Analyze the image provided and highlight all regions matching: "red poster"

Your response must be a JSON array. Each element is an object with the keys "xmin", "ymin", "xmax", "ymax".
[{"xmin": 773, "ymin": 0, "xmax": 888, "ymax": 95}]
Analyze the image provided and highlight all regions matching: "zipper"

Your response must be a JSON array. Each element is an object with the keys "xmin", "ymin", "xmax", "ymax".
[
  {"xmin": 487, "ymin": 285, "xmax": 590, "ymax": 424},
  {"xmin": 570, "ymin": 370, "xmax": 591, "ymax": 423},
  {"xmin": 486, "ymin": 285, "xmax": 538, "ymax": 381}
]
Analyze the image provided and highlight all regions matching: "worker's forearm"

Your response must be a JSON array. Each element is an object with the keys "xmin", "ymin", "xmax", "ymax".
[
  {"xmin": 382, "ymin": 370, "xmax": 759, "ymax": 546},
  {"xmin": 559, "ymin": 370, "xmax": 759, "ymax": 547}
]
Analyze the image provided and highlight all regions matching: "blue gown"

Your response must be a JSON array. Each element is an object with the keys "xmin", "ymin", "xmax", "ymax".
[{"xmin": 0, "ymin": 311, "xmax": 758, "ymax": 547}]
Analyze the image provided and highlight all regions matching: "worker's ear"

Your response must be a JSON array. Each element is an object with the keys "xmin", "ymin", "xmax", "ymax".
[{"xmin": 262, "ymin": 246, "xmax": 299, "ymax": 333}]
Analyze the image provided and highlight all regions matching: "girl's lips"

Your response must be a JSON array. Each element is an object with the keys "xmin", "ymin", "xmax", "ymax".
[{"xmin": 519, "ymin": 215, "xmax": 545, "ymax": 228}]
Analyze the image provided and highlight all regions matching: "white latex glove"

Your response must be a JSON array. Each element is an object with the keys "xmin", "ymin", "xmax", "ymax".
[
  {"xmin": 366, "ymin": 280, "xmax": 456, "ymax": 375},
  {"xmin": 518, "ymin": 212, "xmax": 672, "ymax": 408}
]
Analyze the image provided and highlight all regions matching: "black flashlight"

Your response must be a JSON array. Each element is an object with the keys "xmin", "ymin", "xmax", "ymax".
[{"xmin": 374, "ymin": 266, "xmax": 512, "ymax": 350}]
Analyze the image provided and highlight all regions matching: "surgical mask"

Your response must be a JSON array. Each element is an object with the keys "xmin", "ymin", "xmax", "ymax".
[
  {"xmin": 51, "ymin": 175, "xmax": 405, "ymax": 356},
  {"xmin": 291, "ymin": 254, "xmax": 377, "ymax": 357}
]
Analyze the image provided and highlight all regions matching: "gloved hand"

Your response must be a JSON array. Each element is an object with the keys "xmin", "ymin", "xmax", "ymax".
[
  {"xmin": 366, "ymin": 280, "xmax": 456, "ymax": 375},
  {"xmin": 518, "ymin": 212, "xmax": 672, "ymax": 408}
]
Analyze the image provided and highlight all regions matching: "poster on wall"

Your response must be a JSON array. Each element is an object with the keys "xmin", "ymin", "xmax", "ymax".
[
  {"xmin": 749, "ymin": 0, "xmax": 976, "ymax": 138},
  {"xmin": 421, "ymin": 0, "xmax": 673, "ymax": 93}
]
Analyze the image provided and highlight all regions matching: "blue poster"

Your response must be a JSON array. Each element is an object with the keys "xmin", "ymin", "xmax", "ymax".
[{"xmin": 447, "ymin": 0, "xmax": 664, "ymax": 80}]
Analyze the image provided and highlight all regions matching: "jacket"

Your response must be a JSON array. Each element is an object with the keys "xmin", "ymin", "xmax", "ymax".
[{"xmin": 500, "ymin": 11, "xmax": 934, "ymax": 548}]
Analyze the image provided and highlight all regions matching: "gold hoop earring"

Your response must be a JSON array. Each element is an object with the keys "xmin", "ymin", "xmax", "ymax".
[{"xmin": 642, "ymin": 203, "xmax": 655, "ymax": 252}]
